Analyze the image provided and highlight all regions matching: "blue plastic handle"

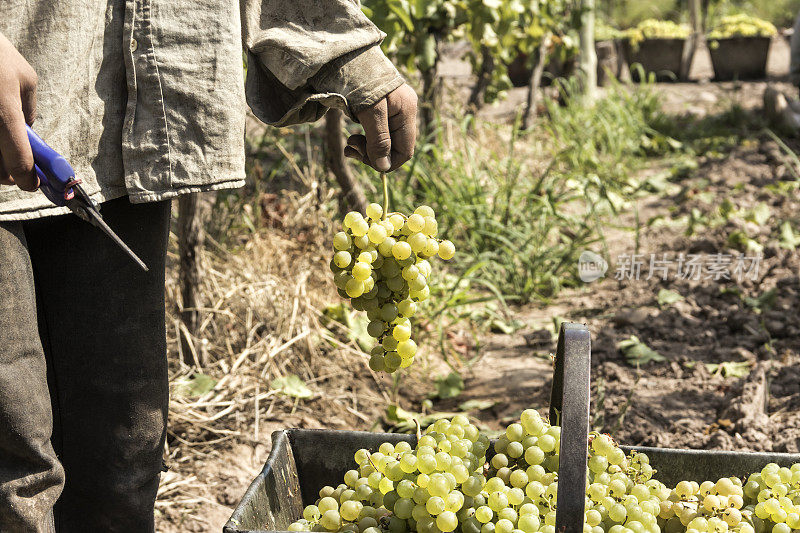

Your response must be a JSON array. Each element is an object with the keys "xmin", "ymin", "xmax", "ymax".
[{"xmin": 26, "ymin": 125, "xmax": 76, "ymax": 207}]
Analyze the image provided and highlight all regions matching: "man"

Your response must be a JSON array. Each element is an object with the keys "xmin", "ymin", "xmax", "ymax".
[{"xmin": 0, "ymin": 2, "xmax": 417, "ymax": 531}]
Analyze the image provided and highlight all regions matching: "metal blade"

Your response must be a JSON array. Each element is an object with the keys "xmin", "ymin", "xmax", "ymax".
[{"xmin": 81, "ymin": 207, "xmax": 149, "ymax": 272}]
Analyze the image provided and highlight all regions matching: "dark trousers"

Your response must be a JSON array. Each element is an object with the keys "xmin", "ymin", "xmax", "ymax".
[{"xmin": 0, "ymin": 198, "xmax": 171, "ymax": 532}]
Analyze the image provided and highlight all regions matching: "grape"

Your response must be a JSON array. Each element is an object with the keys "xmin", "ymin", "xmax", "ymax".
[
  {"xmin": 423, "ymin": 239, "xmax": 439, "ymax": 257},
  {"xmin": 423, "ymin": 217, "xmax": 438, "ymax": 236},
  {"xmin": 367, "ymin": 320, "xmax": 386, "ymax": 338},
  {"xmin": 333, "ymin": 251, "xmax": 352, "ymax": 269},
  {"xmin": 408, "ymin": 233, "xmax": 428, "ymax": 253},
  {"xmin": 340, "ymin": 500, "xmax": 362, "ymax": 521},
  {"xmin": 438, "ymin": 240, "xmax": 455, "ymax": 260},
  {"xmin": 366, "ymin": 203, "xmax": 383, "ymax": 220},
  {"xmin": 345, "ymin": 279, "xmax": 364, "ymax": 298},
  {"xmin": 333, "ymin": 232, "xmax": 351, "ymax": 251},
  {"xmin": 392, "ymin": 242, "xmax": 412, "ymax": 260},
  {"xmin": 393, "ymin": 323, "xmax": 412, "ymax": 341},
  {"xmin": 351, "ymin": 218, "xmax": 369, "ymax": 237},
  {"xmin": 406, "ymin": 214, "xmax": 425, "ymax": 232},
  {"xmin": 368, "ymin": 224, "xmax": 388, "ymax": 244},
  {"xmin": 437, "ymin": 511, "xmax": 458, "ymax": 532},
  {"xmin": 397, "ymin": 339, "xmax": 417, "ymax": 358},
  {"xmin": 368, "ymin": 354, "xmax": 385, "ymax": 372},
  {"xmin": 320, "ymin": 510, "xmax": 341, "ymax": 530}
]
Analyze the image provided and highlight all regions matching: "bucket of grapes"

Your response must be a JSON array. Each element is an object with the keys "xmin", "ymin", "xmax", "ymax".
[
  {"xmin": 225, "ymin": 321, "xmax": 800, "ymax": 533},
  {"xmin": 707, "ymin": 15, "xmax": 777, "ymax": 81},
  {"xmin": 621, "ymin": 20, "xmax": 691, "ymax": 82}
]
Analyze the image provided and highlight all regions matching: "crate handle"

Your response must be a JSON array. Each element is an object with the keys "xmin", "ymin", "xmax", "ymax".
[{"xmin": 549, "ymin": 322, "xmax": 591, "ymax": 533}]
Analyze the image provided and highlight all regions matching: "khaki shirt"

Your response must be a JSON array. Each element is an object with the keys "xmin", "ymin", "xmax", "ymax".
[{"xmin": 0, "ymin": 1, "xmax": 403, "ymax": 221}]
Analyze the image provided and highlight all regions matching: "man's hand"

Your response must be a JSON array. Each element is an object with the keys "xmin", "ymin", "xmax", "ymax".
[
  {"xmin": 0, "ymin": 32, "xmax": 38, "ymax": 191},
  {"xmin": 345, "ymin": 84, "xmax": 417, "ymax": 172}
]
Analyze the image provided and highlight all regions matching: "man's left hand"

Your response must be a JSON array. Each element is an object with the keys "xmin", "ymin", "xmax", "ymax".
[{"xmin": 345, "ymin": 84, "xmax": 417, "ymax": 172}]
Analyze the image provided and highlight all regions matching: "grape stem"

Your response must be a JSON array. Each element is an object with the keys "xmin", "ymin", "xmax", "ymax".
[{"xmin": 381, "ymin": 172, "xmax": 388, "ymax": 221}]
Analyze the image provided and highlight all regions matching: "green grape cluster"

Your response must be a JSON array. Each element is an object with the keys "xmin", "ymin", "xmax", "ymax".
[
  {"xmin": 707, "ymin": 15, "xmax": 777, "ymax": 40},
  {"xmin": 743, "ymin": 463, "xmax": 800, "ymax": 533},
  {"xmin": 288, "ymin": 414, "xmax": 489, "ymax": 533},
  {"xmin": 625, "ymin": 19, "xmax": 691, "ymax": 47},
  {"xmin": 658, "ymin": 476, "xmax": 752, "ymax": 533},
  {"xmin": 583, "ymin": 434, "xmax": 666, "ymax": 533},
  {"xmin": 287, "ymin": 410, "xmax": 668, "ymax": 533},
  {"xmin": 330, "ymin": 203, "xmax": 455, "ymax": 373},
  {"xmin": 285, "ymin": 411, "xmax": 800, "ymax": 533}
]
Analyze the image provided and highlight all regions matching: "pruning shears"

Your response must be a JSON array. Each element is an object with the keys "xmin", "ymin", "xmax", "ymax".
[{"xmin": 25, "ymin": 125, "xmax": 148, "ymax": 271}]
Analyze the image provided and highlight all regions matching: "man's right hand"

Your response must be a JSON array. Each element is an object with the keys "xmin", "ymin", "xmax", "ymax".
[{"xmin": 0, "ymin": 32, "xmax": 38, "ymax": 191}]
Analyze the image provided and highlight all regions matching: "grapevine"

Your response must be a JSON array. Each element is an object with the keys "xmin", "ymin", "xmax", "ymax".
[
  {"xmin": 286, "ymin": 410, "xmax": 800, "ymax": 533},
  {"xmin": 329, "ymin": 173, "xmax": 455, "ymax": 374}
]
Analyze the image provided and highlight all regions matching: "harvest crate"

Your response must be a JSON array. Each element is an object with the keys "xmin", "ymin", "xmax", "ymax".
[
  {"xmin": 709, "ymin": 36, "xmax": 771, "ymax": 81},
  {"xmin": 225, "ymin": 324, "xmax": 800, "ymax": 533},
  {"xmin": 622, "ymin": 38, "xmax": 686, "ymax": 82}
]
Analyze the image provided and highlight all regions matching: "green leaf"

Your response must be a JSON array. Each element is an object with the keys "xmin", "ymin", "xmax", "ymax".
[
  {"xmin": 727, "ymin": 230, "xmax": 764, "ymax": 254},
  {"xmin": 745, "ymin": 202, "xmax": 771, "ymax": 226},
  {"xmin": 173, "ymin": 372, "xmax": 217, "ymax": 398},
  {"xmin": 779, "ymin": 221, "xmax": 800, "ymax": 250},
  {"xmin": 705, "ymin": 361, "xmax": 751, "ymax": 379},
  {"xmin": 323, "ymin": 303, "xmax": 372, "ymax": 351},
  {"xmin": 719, "ymin": 198, "xmax": 736, "ymax": 219},
  {"xmin": 617, "ymin": 335, "xmax": 666, "ymax": 366},
  {"xmin": 744, "ymin": 289, "xmax": 776, "ymax": 311},
  {"xmin": 459, "ymin": 399, "xmax": 497, "ymax": 412},
  {"xmin": 431, "ymin": 372, "xmax": 465, "ymax": 399},
  {"xmin": 384, "ymin": 404, "xmax": 460, "ymax": 433},
  {"xmin": 657, "ymin": 289, "xmax": 683, "ymax": 307},
  {"xmin": 388, "ymin": 2, "xmax": 415, "ymax": 32},
  {"xmin": 419, "ymin": 34, "xmax": 438, "ymax": 71},
  {"xmin": 322, "ymin": 303, "xmax": 348, "ymax": 324},
  {"xmin": 489, "ymin": 316, "xmax": 523, "ymax": 334},
  {"xmin": 271, "ymin": 374, "xmax": 312, "ymax": 399},
  {"xmin": 386, "ymin": 403, "xmax": 417, "ymax": 423}
]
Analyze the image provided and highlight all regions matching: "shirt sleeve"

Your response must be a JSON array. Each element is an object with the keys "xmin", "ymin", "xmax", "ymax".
[{"xmin": 240, "ymin": 0, "xmax": 405, "ymax": 126}]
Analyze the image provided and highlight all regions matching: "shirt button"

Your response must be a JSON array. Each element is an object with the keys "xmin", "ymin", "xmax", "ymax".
[{"xmin": 130, "ymin": 38, "xmax": 138, "ymax": 52}]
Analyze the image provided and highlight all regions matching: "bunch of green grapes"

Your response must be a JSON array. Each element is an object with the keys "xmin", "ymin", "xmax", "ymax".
[
  {"xmin": 287, "ymin": 414, "xmax": 489, "ymax": 533},
  {"xmin": 657, "ymin": 476, "xmax": 751, "ymax": 533},
  {"xmin": 582, "ymin": 434, "xmax": 666, "ymax": 533},
  {"xmin": 283, "ymin": 410, "xmax": 800, "ymax": 533},
  {"xmin": 707, "ymin": 15, "xmax": 777, "ymax": 40},
  {"xmin": 477, "ymin": 410, "xmax": 562, "ymax": 533},
  {"xmin": 330, "ymin": 203, "xmax": 455, "ymax": 373},
  {"xmin": 625, "ymin": 19, "xmax": 691, "ymax": 47},
  {"xmin": 286, "ymin": 410, "xmax": 673, "ymax": 533},
  {"xmin": 743, "ymin": 463, "xmax": 800, "ymax": 533}
]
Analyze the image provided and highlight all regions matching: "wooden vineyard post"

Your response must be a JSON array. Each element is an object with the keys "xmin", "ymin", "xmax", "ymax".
[
  {"xmin": 680, "ymin": 0, "xmax": 703, "ymax": 81},
  {"xmin": 522, "ymin": 36, "xmax": 550, "ymax": 131},
  {"xmin": 468, "ymin": 45, "xmax": 495, "ymax": 113},
  {"xmin": 579, "ymin": 0, "xmax": 598, "ymax": 101},
  {"xmin": 178, "ymin": 192, "xmax": 214, "ymax": 367},
  {"xmin": 324, "ymin": 108, "xmax": 368, "ymax": 214}
]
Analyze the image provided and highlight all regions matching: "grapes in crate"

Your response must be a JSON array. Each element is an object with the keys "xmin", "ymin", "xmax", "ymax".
[
  {"xmin": 330, "ymin": 203, "xmax": 455, "ymax": 374},
  {"xmin": 287, "ymin": 408, "xmax": 800, "ymax": 533}
]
